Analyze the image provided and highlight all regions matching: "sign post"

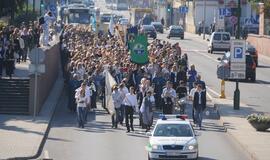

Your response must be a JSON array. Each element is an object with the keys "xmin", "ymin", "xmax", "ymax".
[
  {"xmin": 29, "ymin": 48, "xmax": 46, "ymax": 120},
  {"xmin": 230, "ymin": 40, "xmax": 246, "ymax": 110}
]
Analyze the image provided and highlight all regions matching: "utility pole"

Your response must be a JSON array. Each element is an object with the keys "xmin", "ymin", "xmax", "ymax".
[
  {"xmin": 203, "ymin": 0, "xmax": 206, "ymax": 40},
  {"xmin": 234, "ymin": 0, "xmax": 241, "ymax": 110}
]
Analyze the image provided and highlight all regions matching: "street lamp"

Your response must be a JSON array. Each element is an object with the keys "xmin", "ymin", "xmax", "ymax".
[
  {"xmin": 234, "ymin": 0, "xmax": 241, "ymax": 110},
  {"xmin": 203, "ymin": 0, "xmax": 206, "ymax": 40}
]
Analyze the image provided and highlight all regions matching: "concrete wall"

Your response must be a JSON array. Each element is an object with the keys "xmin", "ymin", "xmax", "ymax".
[
  {"xmin": 247, "ymin": 34, "xmax": 270, "ymax": 57},
  {"xmin": 29, "ymin": 43, "xmax": 60, "ymax": 115}
]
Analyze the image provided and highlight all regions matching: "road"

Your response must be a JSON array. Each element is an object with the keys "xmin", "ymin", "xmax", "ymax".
[
  {"xmin": 37, "ymin": 1, "xmax": 269, "ymax": 159},
  {"xmin": 39, "ymin": 93, "xmax": 251, "ymax": 160},
  {"xmin": 156, "ymin": 31, "xmax": 270, "ymax": 114},
  {"xmin": 96, "ymin": 0, "xmax": 270, "ymax": 114}
]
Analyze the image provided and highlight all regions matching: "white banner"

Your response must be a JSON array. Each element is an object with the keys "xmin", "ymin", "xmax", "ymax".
[{"xmin": 105, "ymin": 70, "xmax": 117, "ymax": 115}]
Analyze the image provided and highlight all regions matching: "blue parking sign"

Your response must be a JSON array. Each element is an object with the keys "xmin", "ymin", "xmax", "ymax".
[{"xmin": 234, "ymin": 47, "xmax": 243, "ymax": 58}]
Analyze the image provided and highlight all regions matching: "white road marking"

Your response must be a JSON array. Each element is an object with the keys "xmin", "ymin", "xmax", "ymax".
[
  {"xmin": 44, "ymin": 150, "xmax": 50, "ymax": 159},
  {"xmin": 182, "ymin": 48, "xmax": 219, "ymax": 62},
  {"xmin": 206, "ymin": 86, "xmax": 220, "ymax": 98}
]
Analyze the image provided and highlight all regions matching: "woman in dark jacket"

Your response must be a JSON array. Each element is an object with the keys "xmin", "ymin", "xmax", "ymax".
[{"xmin": 5, "ymin": 44, "xmax": 15, "ymax": 79}]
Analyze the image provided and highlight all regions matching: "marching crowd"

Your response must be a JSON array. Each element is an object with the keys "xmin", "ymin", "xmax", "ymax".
[{"xmin": 61, "ymin": 24, "xmax": 207, "ymax": 131}]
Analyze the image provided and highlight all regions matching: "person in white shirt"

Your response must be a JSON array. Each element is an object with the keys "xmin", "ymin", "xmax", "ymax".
[
  {"xmin": 42, "ymin": 11, "xmax": 56, "ymax": 46},
  {"xmin": 161, "ymin": 81, "xmax": 177, "ymax": 114},
  {"xmin": 123, "ymin": 86, "xmax": 138, "ymax": 132},
  {"xmin": 112, "ymin": 85, "xmax": 122, "ymax": 128},
  {"xmin": 118, "ymin": 82, "xmax": 129, "ymax": 125},
  {"xmin": 189, "ymin": 82, "xmax": 198, "ymax": 123},
  {"xmin": 75, "ymin": 82, "xmax": 89, "ymax": 128}
]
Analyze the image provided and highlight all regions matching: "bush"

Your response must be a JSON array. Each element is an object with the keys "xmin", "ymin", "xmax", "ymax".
[{"xmin": 247, "ymin": 114, "xmax": 270, "ymax": 131}]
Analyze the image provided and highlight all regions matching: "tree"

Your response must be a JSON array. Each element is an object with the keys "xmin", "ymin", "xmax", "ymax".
[{"xmin": 248, "ymin": 0, "xmax": 270, "ymax": 17}]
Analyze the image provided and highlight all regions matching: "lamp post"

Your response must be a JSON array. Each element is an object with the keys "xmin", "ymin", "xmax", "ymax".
[
  {"xmin": 233, "ymin": 0, "xmax": 241, "ymax": 110},
  {"xmin": 203, "ymin": 0, "xmax": 206, "ymax": 40}
]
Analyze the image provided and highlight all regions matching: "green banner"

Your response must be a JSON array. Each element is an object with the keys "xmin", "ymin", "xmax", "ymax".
[{"xmin": 129, "ymin": 34, "xmax": 149, "ymax": 65}]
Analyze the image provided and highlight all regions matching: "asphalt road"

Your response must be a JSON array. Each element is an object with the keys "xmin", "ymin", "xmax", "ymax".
[
  {"xmin": 39, "ymin": 93, "xmax": 251, "ymax": 160},
  {"xmin": 156, "ymin": 31, "xmax": 270, "ymax": 114},
  {"xmin": 95, "ymin": 0, "xmax": 270, "ymax": 114}
]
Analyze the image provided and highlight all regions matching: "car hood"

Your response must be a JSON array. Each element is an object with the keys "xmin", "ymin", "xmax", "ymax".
[{"xmin": 150, "ymin": 137, "xmax": 194, "ymax": 145}]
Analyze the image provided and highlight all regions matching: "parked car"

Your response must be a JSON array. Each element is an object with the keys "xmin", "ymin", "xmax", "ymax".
[
  {"xmin": 140, "ymin": 25, "xmax": 157, "ymax": 39},
  {"xmin": 246, "ymin": 42, "xmax": 258, "ymax": 66},
  {"xmin": 167, "ymin": 25, "xmax": 184, "ymax": 39},
  {"xmin": 208, "ymin": 32, "xmax": 231, "ymax": 54},
  {"xmin": 151, "ymin": 22, "xmax": 163, "ymax": 33},
  {"xmin": 217, "ymin": 52, "xmax": 256, "ymax": 82}
]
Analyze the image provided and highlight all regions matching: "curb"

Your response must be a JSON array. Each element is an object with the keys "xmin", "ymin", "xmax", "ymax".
[
  {"xmin": 213, "ymin": 99, "xmax": 258, "ymax": 160},
  {"xmin": 7, "ymin": 80, "xmax": 65, "ymax": 160}
]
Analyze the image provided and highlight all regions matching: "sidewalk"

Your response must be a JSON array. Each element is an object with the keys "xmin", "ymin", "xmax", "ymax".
[
  {"xmin": 213, "ymin": 98, "xmax": 270, "ymax": 160},
  {"xmin": 0, "ymin": 76, "xmax": 64, "ymax": 160}
]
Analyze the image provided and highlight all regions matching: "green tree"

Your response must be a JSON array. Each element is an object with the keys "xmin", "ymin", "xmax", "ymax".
[{"xmin": 248, "ymin": 0, "xmax": 270, "ymax": 17}]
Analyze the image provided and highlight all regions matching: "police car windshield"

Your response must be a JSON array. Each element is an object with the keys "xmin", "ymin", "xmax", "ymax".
[{"xmin": 153, "ymin": 124, "xmax": 193, "ymax": 137}]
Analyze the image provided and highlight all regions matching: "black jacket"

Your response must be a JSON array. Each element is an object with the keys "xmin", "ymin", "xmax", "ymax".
[{"xmin": 193, "ymin": 91, "xmax": 206, "ymax": 110}]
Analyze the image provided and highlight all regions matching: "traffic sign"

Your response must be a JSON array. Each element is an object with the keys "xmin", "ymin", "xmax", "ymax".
[
  {"xmin": 29, "ymin": 48, "xmax": 45, "ymax": 64},
  {"xmin": 230, "ymin": 40, "xmax": 246, "ymax": 63},
  {"xmin": 230, "ymin": 16, "xmax": 238, "ymax": 25},
  {"xmin": 179, "ymin": 6, "xmax": 188, "ymax": 14},
  {"xmin": 230, "ymin": 40, "xmax": 246, "ymax": 79},
  {"xmin": 219, "ymin": 8, "xmax": 232, "ymax": 17},
  {"xmin": 29, "ymin": 64, "xmax": 46, "ymax": 74}
]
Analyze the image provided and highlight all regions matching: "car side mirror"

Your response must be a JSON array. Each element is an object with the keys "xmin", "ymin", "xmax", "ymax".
[
  {"xmin": 217, "ymin": 57, "xmax": 221, "ymax": 61},
  {"xmin": 195, "ymin": 131, "xmax": 201, "ymax": 136},
  {"xmin": 146, "ymin": 132, "xmax": 152, "ymax": 137}
]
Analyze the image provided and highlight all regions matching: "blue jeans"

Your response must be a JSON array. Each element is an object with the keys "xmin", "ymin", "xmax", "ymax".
[
  {"xmin": 120, "ymin": 104, "xmax": 125, "ymax": 123},
  {"xmin": 195, "ymin": 106, "xmax": 203, "ymax": 128},
  {"xmin": 77, "ymin": 107, "xmax": 86, "ymax": 128}
]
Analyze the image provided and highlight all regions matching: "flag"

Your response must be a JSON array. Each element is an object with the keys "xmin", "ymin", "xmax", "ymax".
[
  {"xmin": 109, "ymin": 15, "xmax": 114, "ymax": 35},
  {"xmin": 129, "ymin": 34, "xmax": 149, "ymax": 64}
]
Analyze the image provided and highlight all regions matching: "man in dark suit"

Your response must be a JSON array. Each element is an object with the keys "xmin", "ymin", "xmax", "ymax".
[{"xmin": 193, "ymin": 84, "xmax": 206, "ymax": 129}]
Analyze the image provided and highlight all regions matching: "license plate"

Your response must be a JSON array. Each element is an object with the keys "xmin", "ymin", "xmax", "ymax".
[{"xmin": 166, "ymin": 152, "xmax": 179, "ymax": 156}]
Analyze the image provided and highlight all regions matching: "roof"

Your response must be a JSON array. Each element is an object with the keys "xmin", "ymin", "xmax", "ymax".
[{"xmin": 156, "ymin": 119, "xmax": 191, "ymax": 125}]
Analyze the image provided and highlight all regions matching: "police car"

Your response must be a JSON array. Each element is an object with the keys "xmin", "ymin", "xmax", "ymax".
[{"xmin": 146, "ymin": 115, "xmax": 199, "ymax": 160}]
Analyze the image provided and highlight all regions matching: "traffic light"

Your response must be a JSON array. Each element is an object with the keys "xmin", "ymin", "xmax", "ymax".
[
  {"xmin": 167, "ymin": 4, "xmax": 171, "ymax": 12},
  {"xmin": 40, "ymin": 0, "xmax": 44, "ymax": 8}
]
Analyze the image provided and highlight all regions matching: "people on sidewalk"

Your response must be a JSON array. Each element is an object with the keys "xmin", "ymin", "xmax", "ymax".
[
  {"xmin": 193, "ymin": 84, "xmax": 206, "ymax": 130},
  {"xmin": 123, "ymin": 86, "xmax": 138, "ymax": 133}
]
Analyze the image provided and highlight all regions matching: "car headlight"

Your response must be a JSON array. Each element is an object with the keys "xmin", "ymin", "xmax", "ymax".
[
  {"xmin": 184, "ymin": 138, "xmax": 198, "ymax": 151},
  {"xmin": 152, "ymin": 144, "xmax": 163, "ymax": 150}
]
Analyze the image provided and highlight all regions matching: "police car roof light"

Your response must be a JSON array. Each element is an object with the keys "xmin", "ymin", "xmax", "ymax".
[{"xmin": 159, "ymin": 114, "xmax": 188, "ymax": 120}]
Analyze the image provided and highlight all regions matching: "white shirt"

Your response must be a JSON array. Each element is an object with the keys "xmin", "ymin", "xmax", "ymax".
[
  {"xmin": 75, "ymin": 87, "xmax": 91, "ymax": 104},
  {"xmin": 123, "ymin": 93, "xmax": 138, "ymax": 107},
  {"xmin": 75, "ymin": 95, "xmax": 87, "ymax": 108},
  {"xmin": 161, "ymin": 88, "xmax": 176, "ymax": 99},
  {"xmin": 189, "ymin": 88, "xmax": 197, "ymax": 100},
  {"xmin": 119, "ymin": 87, "xmax": 129, "ymax": 104}
]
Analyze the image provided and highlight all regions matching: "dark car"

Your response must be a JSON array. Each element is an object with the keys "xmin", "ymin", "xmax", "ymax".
[
  {"xmin": 246, "ymin": 42, "xmax": 258, "ymax": 66},
  {"xmin": 151, "ymin": 22, "xmax": 163, "ymax": 33},
  {"xmin": 140, "ymin": 25, "xmax": 157, "ymax": 39},
  {"xmin": 168, "ymin": 25, "xmax": 184, "ymax": 39},
  {"xmin": 217, "ymin": 52, "xmax": 256, "ymax": 82}
]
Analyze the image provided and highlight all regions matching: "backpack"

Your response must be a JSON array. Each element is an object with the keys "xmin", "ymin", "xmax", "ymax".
[{"xmin": 39, "ymin": 17, "xmax": 45, "ymax": 25}]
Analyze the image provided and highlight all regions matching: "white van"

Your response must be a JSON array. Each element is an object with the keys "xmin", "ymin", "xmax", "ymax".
[{"xmin": 208, "ymin": 32, "xmax": 231, "ymax": 54}]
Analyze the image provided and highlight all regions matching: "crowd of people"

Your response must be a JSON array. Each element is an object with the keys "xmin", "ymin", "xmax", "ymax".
[
  {"xmin": 61, "ymin": 24, "xmax": 207, "ymax": 131},
  {"xmin": 0, "ymin": 21, "xmax": 41, "ymax": 78}
]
